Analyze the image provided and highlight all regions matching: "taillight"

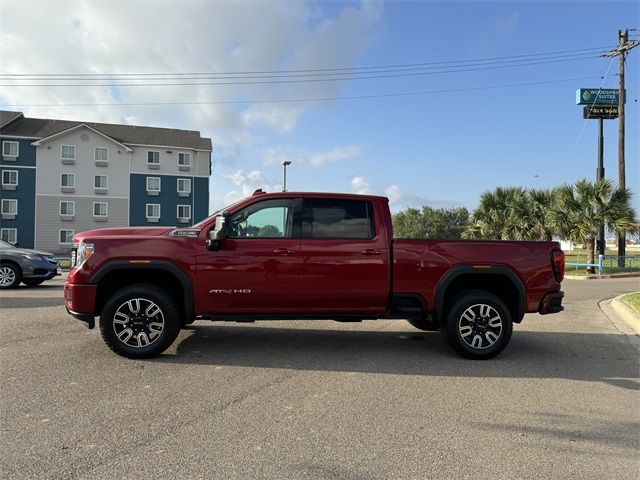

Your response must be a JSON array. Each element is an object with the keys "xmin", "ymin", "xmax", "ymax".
[{"xmin": 551, "ymin": 249, "xmax": 565, "ymax": 283}]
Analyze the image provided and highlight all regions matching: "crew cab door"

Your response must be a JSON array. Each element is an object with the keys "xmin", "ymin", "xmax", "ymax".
[
  {"xmin": 298, "ymin": 197, "xmax": 390, "ymax": 314},
  {"xmin": 195, "ymin": 198, "xmax": 301, "ymax": 314}
]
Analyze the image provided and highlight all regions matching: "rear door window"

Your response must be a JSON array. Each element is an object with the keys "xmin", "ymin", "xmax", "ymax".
[{"xmin": 302, "ymin": 198, "xmax": 375, "ymax": 239}]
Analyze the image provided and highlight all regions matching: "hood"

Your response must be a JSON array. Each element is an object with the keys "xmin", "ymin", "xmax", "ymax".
[
  {"xmin": 74, "ymin": 226, "xmax": 175, "ymax": 241},
  {"xmin": 5, "ymin": 247, "xmax": 56, "ymax": 257}
]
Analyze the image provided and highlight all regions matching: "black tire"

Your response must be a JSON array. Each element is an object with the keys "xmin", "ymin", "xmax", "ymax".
[
  {"xmin": 0, "ymin": 263, "xmax": 22, "ymax": 289},
  {"xmin": 99, "ymin": 283, "xmax": 180, "ymax": 359},
  {"xmin": 441, "ymin": 290, "xmax": 513, "ymax": 360},
  {"xmin": 406, "ymin": 317, "xmax": 439, "ymax": 331},
  {"xmin": 22, "ymin": 278, "xmax": 46, "ymax": 287}
]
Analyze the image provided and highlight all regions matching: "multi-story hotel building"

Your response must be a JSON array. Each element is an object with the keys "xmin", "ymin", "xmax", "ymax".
[{"xmin": 0, "ymin": 111, "xmax": 212, "ymax": 255}]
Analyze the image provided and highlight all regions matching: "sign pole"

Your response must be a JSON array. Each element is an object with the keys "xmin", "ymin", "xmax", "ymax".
[{"xmin": 597, "ymin": 117, "xmax": 606, "ymax": 256}]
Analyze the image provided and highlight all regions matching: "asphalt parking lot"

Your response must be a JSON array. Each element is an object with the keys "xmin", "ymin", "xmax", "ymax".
[{"xmin": 1, "ymin": 276, "xmax": 638, "ymax": 480}]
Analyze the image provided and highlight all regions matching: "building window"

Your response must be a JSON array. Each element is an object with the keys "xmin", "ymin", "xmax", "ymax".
[
  {"xmin": 177, "ymin": 204, "xmax": 191, "ymax": 223},
  {"xmin": 95, "ymin": 147, "xmax": 108, "ymax": 165},
  {"xmin": 93, "ymin": 202, "xmax": 108, "ymax": 221},
  {"xmin": 59, "ymin": 229, "xmax": 74, "ymax": 244},
  {"xmin": 146, "ymin": 176, "xmax": 161, "ymax": 195},
  {"xmin": 1, "ymin": 199, "xmax": 18, "ymax": 219},
  {"xmin": 2, "ymin": 141, "xmax": 18, "ymax": 159},
  {"xmin": 1, "ymin": 170, "xmax": 18, "ymax": 189},
  {"xmin": 147, "ymin": 151, "xmax": 160, "ymax": 169},
  {"xmin": 1, "ymin": 228, "xmax": 17, "ymax": 244},
  {"xmin": 59, "ymin": 201, "xmax": 75, "ymax": 216},
  {"xmin": 94, "ymin": 175, "xmax": 108, "ymax": 193},
  {"xmin": 146, "ymin": 203, "xmax": 160, "ymax": 222},
  {"xmin": 61, "ymin": 145, "xmax": 76, "ymax": 164},
  {"xmin": 177, "ymin": 178, "xmax": 191, "ymax": 197},
  {"xmin": 61, "ymin": 173, "xmax": 75, "ymax": 192},
  {"xmin": 178, "ymin": 152, "xmax": 191, "ymax": 170}
]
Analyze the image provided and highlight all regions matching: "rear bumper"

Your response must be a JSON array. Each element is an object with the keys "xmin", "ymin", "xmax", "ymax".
[
  {"xmin": 64, "ymin": 282, "xmax": 97, "ymax": 328},
  {"xmin": 539, "ymin": 291, "xmax": 564, "ymax": 315}
]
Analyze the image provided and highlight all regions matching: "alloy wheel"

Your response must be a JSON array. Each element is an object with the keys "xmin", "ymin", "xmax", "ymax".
[
  {"xmin": 112, "ymin": 298, "xmax": 165, "ymax": 348},
  {"xmin": 457, "ymin": 303, "xmax": 503, "ymax": 350},
  {"xmin": 0, "ymin": 266, "xmax": 16, "ymax": 287}
]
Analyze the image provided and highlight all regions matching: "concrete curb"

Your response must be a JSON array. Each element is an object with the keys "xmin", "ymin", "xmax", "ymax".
[
  {"xmin": 565, "ymin": 273, "xmax": 640, "ymax": 280},
  {"xmin": 611, "ymin": 294, "xmax": 640, "ymax": 335},
  {"xmin": 600, "ymin": 298, "xmax": 640, "ymax": 353}
]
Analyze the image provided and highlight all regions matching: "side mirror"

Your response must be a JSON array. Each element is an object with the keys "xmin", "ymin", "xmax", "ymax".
[{"xmin": 206, "ymin": 215, "xmax": 226, "ymax": 251}]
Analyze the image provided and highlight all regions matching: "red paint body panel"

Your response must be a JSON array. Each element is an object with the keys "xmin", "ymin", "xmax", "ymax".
[
  {"xmin": 392, "ymin": 239, "xmax": 561, "ymax": 313},
  {"xmin": 64, "ymin": 191, "xmax": 563, "ymax": 320},
  {"xmin": 64, "ymin": 283, "xmax": 97, "ymax": 314}
]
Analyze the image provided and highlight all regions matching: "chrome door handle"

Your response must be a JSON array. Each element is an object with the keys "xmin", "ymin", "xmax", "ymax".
[{"xmin": 360, "ymin": 249, "xmax": 383, "ymax": 256}]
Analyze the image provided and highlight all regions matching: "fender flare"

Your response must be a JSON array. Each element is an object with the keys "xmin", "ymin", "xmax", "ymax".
[
  {"xmin": 434, "ymin": 265, "xmax": 525, "ymax": 322},
  {"xmin": 90, "ymin": 260, "xmax": 194, "ymax": 320}
]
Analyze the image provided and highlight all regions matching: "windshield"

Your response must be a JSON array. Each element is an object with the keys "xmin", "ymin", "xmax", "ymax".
[{"xmin": 0, "ymin": 239, "xmax": 16, "ymax": 249}]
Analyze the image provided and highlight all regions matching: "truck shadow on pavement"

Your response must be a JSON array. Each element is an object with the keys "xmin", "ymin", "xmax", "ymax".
[
  {"xmin": 158, "ymin": 323, "xmax": 639, "ymax": 391},
  {"xmin": 0, "ymin": 295, "xmax": 64, "ymax": 308}
]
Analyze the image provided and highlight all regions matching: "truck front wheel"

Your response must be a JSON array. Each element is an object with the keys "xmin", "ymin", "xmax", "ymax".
[
  {"xmin": 99, "ymin": 284, "xmax": 180, "ymax": 359},
  {"xmin": 442, "ymin": 290, "xmax": 513, "ymax": 360}
]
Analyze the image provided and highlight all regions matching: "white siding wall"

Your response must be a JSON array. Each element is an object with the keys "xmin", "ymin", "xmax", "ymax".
[
  {"xmin": 34, "ymin": 126, "xmax": 130, "ymax": 254},
  {"xmin": 34, "ymin": 127, "xmax": 131, "ymax": 197},
  {"xmin": 128, "ymin": 145, "xmax": 209, "ymax": 177}
]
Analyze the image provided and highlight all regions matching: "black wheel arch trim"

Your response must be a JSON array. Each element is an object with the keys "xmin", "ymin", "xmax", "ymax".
[
  {"xmin": 434, "ymin": 265, "xmax": 526, "ymax": 322},
  {"xmin": 89, "ymin": 260, "xmax": 194, "ymax": 321}
]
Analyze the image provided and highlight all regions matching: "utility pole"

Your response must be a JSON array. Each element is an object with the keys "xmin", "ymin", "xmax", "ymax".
[{"xmin": 606, "ymin": 29, "xmax": 638, "ymax": 265}]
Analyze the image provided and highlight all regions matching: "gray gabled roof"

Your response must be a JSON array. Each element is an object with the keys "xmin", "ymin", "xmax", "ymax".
[
  {"xmin": 0, "ymin": 110, "xmax": 212, "ymax": 150},
  {"xmin": 0, "ymin": 110, "xmax": 23, "ymax": 128}
]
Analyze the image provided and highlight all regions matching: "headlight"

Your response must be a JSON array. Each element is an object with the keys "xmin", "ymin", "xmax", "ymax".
[
  {"xmin": 73, "ymin": 243, "xmax": 94, "ymax": 268},
  {"xmin": 21, "ymin": 252, "xmax": 43, "ymax": 261}
]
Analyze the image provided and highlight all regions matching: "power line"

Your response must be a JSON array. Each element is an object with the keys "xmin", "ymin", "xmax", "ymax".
[
  {"xmin": 1, "ymin": 45, "xmax": 614, "ymax": 78},
  {"xmin": 0, "ymin": 56, "xmax": 605, "ymax": 87},
  {"xmin": 0, "ymin": 52, "xmax": 605, "ymax": 83},
  {"xmin": 1, "ymin": 74, "xmax": 614, "ymax": 108}
]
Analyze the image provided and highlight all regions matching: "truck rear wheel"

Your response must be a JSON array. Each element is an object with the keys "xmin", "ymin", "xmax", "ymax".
[
  {"xmin": 99, "ymin": 284, "xmax": 180, "ymax": 359},
  {"xmin": 442, "ymin": 290, "xmax": 512, "ymax": 360}
]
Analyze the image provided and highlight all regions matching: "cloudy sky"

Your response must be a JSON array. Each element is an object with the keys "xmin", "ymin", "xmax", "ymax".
[{"xmin": 1, "ymin": 0, "xmax": 638, "ymax": 213}]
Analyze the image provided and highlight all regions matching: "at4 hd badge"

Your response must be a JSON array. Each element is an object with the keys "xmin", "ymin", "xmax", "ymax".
[{"xmin": 209, "ymin": 289, "xmax": 252, "ymax": 294}]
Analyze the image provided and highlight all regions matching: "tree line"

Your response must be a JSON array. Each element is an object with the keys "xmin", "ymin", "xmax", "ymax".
[{"xmin": 392, "ymin": 179, "xmax": 638, "ymax": 267}]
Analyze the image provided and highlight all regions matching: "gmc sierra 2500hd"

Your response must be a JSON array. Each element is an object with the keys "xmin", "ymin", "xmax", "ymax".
[{"xmin": 65, "ymin": 190, "xmax": 565, "ymax": 360}]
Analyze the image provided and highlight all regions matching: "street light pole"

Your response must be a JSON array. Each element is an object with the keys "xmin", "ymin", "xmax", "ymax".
[{"xmin": 281, "ymin": 160, "xmax": 291, "ymax": 192}]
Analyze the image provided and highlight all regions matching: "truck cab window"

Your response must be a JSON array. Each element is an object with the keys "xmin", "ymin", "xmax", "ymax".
[
  {"xmin": 303, "ymin": 198, "xmax": 375, "ymax": 239},
  {"xmin": 227, "ymin": 199, "xmax": 296, "ymax": 238}
]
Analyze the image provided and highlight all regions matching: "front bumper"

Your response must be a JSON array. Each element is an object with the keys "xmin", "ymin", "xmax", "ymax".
[
  {"xmin": 64, "ymin": 282, "xmax": 97, "ymax": 329},
  {"xmin": 23, "ymin": 258, "xmax": 61, "ymax": 280},
  {"xmin": 539, "ymin": 291, "xmax": 564, "ymax": 315}
]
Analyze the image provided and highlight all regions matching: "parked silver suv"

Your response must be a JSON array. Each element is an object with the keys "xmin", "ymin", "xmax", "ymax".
[{"xmin": 0, "ymin": 239, "xmax": 61, "ymax": 289}]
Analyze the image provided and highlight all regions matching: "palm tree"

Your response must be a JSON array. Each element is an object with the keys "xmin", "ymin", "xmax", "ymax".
[
  {"xmin": 505, "ymin": 188, "xmax": 556, "ymax": 241},
  {"xmin": 550, "ymin": 179, "xmax": 638, "ymax": 273},
  {"xmin": 463, "ymin": 187, "xmax": 526, "ymax": 240}
]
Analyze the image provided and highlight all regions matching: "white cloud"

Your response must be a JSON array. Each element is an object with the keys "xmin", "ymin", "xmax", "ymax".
[
  {"xmin": 261, "ymin": 144, "xmax": 362, "ymax": 167},
  {"xmin": 351, "ymin": 176, "xmax": 371, "ymax": 194},
  {"xmin": 310, "ymin": 145, "xmax": 362, "ymax": 167},
  {"xmin": 0, "ymin": 1, "xmax": 382, "ymax": 139},
  {"xmin": 222, "ymin": 169, "xmax": 282, "ymax": 205},
  {"xmin": 384, "ymin": 184, "xmax": 402, "ymax": 205}
]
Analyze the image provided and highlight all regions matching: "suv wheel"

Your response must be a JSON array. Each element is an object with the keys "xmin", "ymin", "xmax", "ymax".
[
  {"xmin": 99, "ymin": 284, "xmax": 180, "ymax": 359},
  {"xmin": 0, "ymin": 263, "xmax": 22, "ymax": 289},
  {"xmin": 442, "ymin": 290, "xmax": 513, "ymax": 360}
]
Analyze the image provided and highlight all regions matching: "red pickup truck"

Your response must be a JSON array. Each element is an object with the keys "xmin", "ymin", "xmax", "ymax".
[{"xmin": 65, "ymin": 190, "xmax": 565, "ymax": 360}]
